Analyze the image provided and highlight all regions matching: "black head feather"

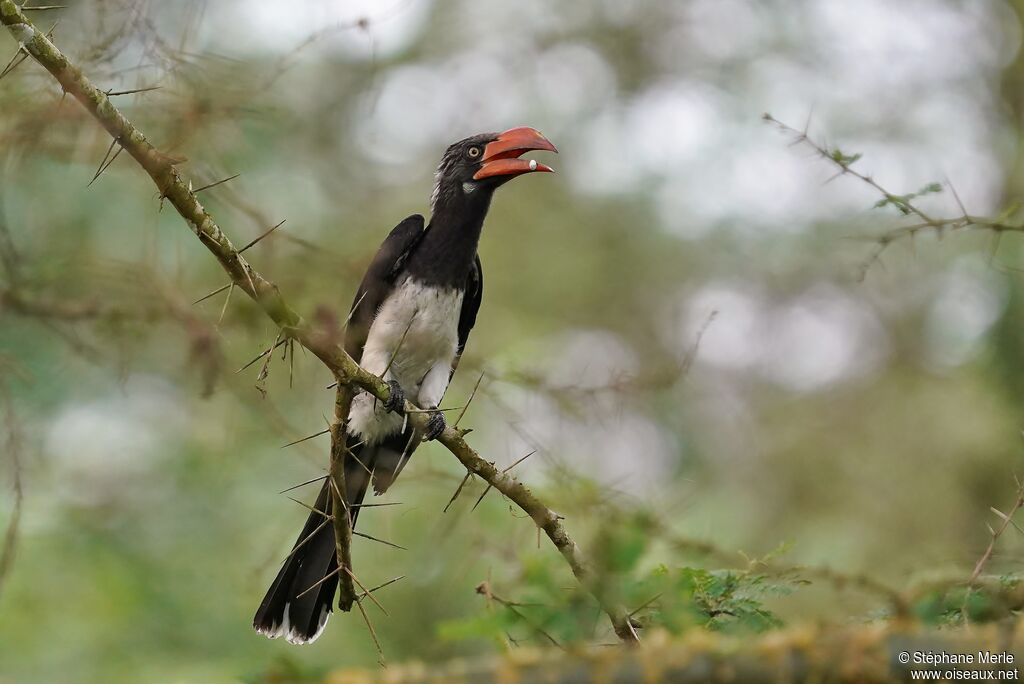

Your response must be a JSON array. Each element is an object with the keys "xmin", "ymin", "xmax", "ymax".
[{"xmin": 430, "ymin": 132, "xmax": 499, "ymax": 211}]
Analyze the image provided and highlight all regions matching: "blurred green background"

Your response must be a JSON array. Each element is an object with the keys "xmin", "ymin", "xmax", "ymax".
[{"xmin": 4, "ymin": 0, "xmax": 1024, "ymax": 681}]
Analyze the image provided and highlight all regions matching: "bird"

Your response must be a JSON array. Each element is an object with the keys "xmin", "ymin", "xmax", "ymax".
[{"xmin": 252, "ymin": 127, "xmax": 557, "ymax": 644}]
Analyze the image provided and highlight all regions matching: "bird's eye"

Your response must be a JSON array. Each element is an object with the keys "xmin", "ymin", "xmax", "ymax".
[{"xmin": 468, "ymin": 146, "xmax": 481, "ymax": 159}]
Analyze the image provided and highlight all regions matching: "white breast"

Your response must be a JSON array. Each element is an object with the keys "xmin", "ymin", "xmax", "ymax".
[{"xmin": 347, "ymin": 277, "xmax": 464, "ymax": 443}]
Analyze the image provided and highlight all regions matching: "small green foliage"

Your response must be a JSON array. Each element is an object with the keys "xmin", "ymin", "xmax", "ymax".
[
  {"xmin": 439, "ymin": 515, "xmax": 803, "ymax": 647},
  {"xmin": 630, "ymin": 565, "xmax": 791, "ymax": 634},
  {"xmin": 912, "ymin": 575, "xmax": 1024, "ymax": 626},
  {"xmin": 829, "ymin": 148, "xmax": 862, "ymax": 166},
  {"xmin": 873, "ymin": 182, "xmax": 943, "ymax": 215}
]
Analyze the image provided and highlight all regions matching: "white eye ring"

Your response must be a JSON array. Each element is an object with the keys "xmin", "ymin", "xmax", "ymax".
[{"xmin": 468, "ymin": 146, "xmax": 481, "ymax": 158}]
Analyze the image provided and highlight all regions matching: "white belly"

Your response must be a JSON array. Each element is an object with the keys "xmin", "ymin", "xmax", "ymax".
[{"xmin": 347, "ymin": 277, "xmax": 463, "ymax": 443}]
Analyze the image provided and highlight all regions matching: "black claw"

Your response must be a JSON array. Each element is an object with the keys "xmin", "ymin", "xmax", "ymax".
[
  {"xmin": 382, "ymin": 380, "xmax": 405, "ymax": 414},
  {"xmin": 424, "ymin": 409, "xmax": 446, "ymax": 441}
]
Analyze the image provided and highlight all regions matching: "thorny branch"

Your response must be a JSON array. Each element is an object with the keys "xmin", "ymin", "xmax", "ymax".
[
  {"xmin": 329, "ymin": 385, "xmax": 357, "ymax": 611},
  {"xmin": 962, "ymin": 473, "xmax": 1024, "ymax": 620},
  {"xmin": 764, "ymin": 113, "xmax": 1024, "ymax": 279},
  {"xmin": 0, "ymin": 2, "xmax": 638, "ymax": 642},
  {"xmin": 476, "ymin": 580, "xmax": 563, "ymax": 649}
]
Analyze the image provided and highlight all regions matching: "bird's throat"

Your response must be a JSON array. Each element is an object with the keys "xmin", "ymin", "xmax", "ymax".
[{"xmin": 407, "ymin": 191, "xmax": 491, "ymax": 287}]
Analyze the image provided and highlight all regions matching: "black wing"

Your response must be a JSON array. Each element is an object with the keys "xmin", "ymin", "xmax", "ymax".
[
  {"xmin": 343, "ymin": 214, "xmax": 426, "ymax": 361},
  {"xmin": 453, "ymin": 253, "xmax": 483, "ymax": 371}
]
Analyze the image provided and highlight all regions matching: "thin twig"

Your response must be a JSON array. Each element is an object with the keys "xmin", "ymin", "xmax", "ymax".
[
  {"xmin": 217, "ymin": 282, "xmax": 234, "ymax": 325},
  {"xmin": 380, "ymin": 318, "xmax": 414, "ymax": 379},
  {"xmin": 281, "ymin": 517, "xmax": 331, "ymax": 564},
  {"xmin": 765, "ymin": 113, "xmax": 1024, "ymax": 279},
  {"xmin": 443, "ymin": 471, "xmax": 473, "ymax": 513},
  {"xmin": 279, "ymin": 427, "xmax": 329, "ymax": 449},
  {"xmin": 471, "ymin": 450, "xmax": 536, "ymax": 512},
  {"xmin": 0, "ymin": 45, "xmax": 26, "ymax": 80},
  {"xmin": 628, "ymin": 592, "xmax": 663, "ymax": 619},
  {"xmin": 328, "ymin": 385, "xmax": 357, "ymax": 610},
  {"xmin": 453, "ymin": 371, "xmax": 485, "ymax": 428},
  {"xmin": 192, "ymin": 173, "xmax": 239, "ymax": 194},
  {"xmin": 356, "ymin": 574, "xmax": 405, "ymax": 600},
  {"xmin": 238, "ymin": 219, "xmax": 286, "ymax": 254},
  {"xmin": 235, "ymin": 337, "xmax": 287, "ymax": 374},
  {"xmin": 278, "ymin": 474, "xmax": 327, "ymax": 494},
  {"xmin": 476, "ymin": 581, "xmax": 563, "ymax": 649},
  {"xmin": 295, "ymin": 564, "xmax": 342, "ymax": 599},
  {"xmin": 405, "ymin": 405, "xmax": 465, "ymax": 413},
  {"xmin": 192, "ymin": 282, "xmax": 231, "ymax": 305},
  {"xmin": 342, "ymin": 291, "xmax": 368, "ymax": 336},
  {"xmin": 963, "ymin": 475, "xmax": 1024, "ymax": 620},
  {"xmin": 286, "ymin": 496, "xmax": 330, "ymax": 519},
  {"xmin": 344, "ymin": 567, "xmax": 388, "ymax": 615},
  {"xmin": 105, "ymin": 85, "xmax": 159, "ymax": 96},
  {"xmin": 254, "ymin": 330, "xmax": 283, "ymax": 395},
  {"xmin": 288, "ymin": 339, "xmax": 294, "ymax": 388},
  {"xmin": 352, "ymin": 594, "xmax": 385, "ymax": 664},
  {"xmin": 0, "ymin": 19, "xmax": 54, "ymax": 81},
  {"xmin": 87, "ymin": 136, "xmax": 119, "ymax": 186},
  {"xmin": 353, "ymin": 530, "xmax": 406, "ymax": 551}
]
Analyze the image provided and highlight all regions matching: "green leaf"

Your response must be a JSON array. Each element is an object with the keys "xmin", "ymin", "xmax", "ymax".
[{"xmin": 829, "ymin": 148, "xmax": 862, "ymax": 166}]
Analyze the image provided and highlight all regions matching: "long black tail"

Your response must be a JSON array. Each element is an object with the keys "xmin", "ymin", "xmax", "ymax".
[{"xmin": 252, "ymin": 430, "xmax": 415, "ymax": 644}]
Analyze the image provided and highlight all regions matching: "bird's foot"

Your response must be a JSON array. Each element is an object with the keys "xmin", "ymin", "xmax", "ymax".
[
  {"xmin": 382, "ymin": 380, "xmax": 405, "ymax": 414},
  {"xmin": 424, "ymin": 409, "xmax": 447, "ymax": 441}
]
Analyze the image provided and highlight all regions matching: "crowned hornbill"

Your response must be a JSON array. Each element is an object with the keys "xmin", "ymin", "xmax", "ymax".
[{"xmin": 253, "ymin": 127, "xmax": 557, "ymax": 644}]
